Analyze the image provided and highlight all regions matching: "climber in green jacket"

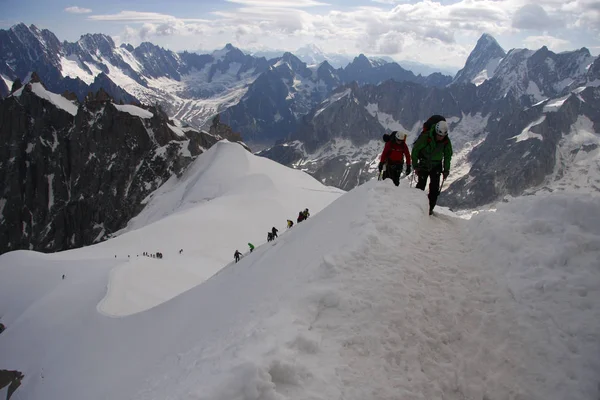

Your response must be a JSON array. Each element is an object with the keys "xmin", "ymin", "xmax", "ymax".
[{"xmin": 411, "ymin": 119, "xmax": 453, "ymax": 215}]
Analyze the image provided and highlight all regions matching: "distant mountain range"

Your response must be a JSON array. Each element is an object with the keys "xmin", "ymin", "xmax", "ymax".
[
  {"xmin": 0, "ymin": 23, "xmax": 452, "ymax": 147},
  {"xmin": 259, "ymin": 34, "xmax": 600, "ymax": 211},
  {"xmin": 2, "ymin": 23, "xmax": 600, "ymax": 255}
]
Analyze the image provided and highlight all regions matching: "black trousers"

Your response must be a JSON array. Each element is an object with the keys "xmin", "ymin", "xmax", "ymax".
[
  {"xmin": 416, "ymin": 167, "xmax": 442, "ymax": 211},
  {"xmin": 384, "ymin": 163, "xmax": 403, "ymax": 186}
]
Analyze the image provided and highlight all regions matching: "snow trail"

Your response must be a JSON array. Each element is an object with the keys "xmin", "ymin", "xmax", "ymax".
[
  {"xmin": 2, "ymin": 179, "xmax": 598, "ymax": 400},
  {"xmin": 278, "ymin": 181, "xmax": 541, "ymax": 400}
]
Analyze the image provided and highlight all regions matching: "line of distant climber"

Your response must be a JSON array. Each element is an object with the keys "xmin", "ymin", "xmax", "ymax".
[{"xmin": 234, "ymin": 208, "xmax": 310, "ymax": 263}]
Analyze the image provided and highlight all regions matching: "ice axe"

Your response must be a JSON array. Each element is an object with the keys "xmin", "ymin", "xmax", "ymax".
[
  {"xmin": 439, "ymin": 174, "xmax": 447, "ymax": 192},
  {"xmin": 377, "ymin": 163, "xmax": 387, "ymax": 181}
]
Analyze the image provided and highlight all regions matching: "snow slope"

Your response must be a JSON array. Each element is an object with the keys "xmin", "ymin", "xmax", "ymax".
[
  {"xmin": 1, "ymin": 177, "xmax": 599, "ymax": 400},
  {"xmin": 548, "ymin": 115, "xmax": 600, "ymax": 194},
  {"xmin": 12, "ymin": 82, "xmax": 79, "ymax": 116},
  {"xmin": 112, "ymin": 103, "xmax": 153, "ymax": 119},
  {"xmin": 58, "ymin": 140, "xmax": 343, "ymax": 316}
]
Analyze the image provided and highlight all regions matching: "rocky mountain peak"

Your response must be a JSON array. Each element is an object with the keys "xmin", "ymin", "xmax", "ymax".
[
  {"xmin": 351, "ymin": 54, "xmax": 373, "ymax": 70},
  {"xmin": 452, "ymin": 33, "xmax": 506, "ymax": 85},
  {"xmin": 478, "ymin": 33, "xmax": 503, "ymax": 51},
  {"xmin": 61, "ymin": 90, "xmax": 78, "ymax": 101},
  {"xmin": 211, "ymin": 43, "xmax": 245, "ymax": 63},
  {"xmin": 77, "ymin": 33, "xmax": 116, "ymax": 53},
  {"xmin": 317, "ymin": 60, "xmax": 334, "ymax": 73},
  {"xmin": 135, "ymin": 41, "xmax": 163, "ymax": 55},
  {"xmin": 209, "ymin": 114, "xmax": 244, "ymax": 144},
  {"xmin": 30, "ymin": 71, "xmax": 42, "ymax": 83},
  {"xmin": 1, "ymin": 23, "xmax": 62, "ymax": 70},
  {"xmin": 120, "ymin": 43, "xmax": 135, "ymax": 52},
  {"xmin": 10, "ymin": 22, "xmax": 35, "ymax": 36},
  {"xmin": 85, "ymin": 86, "xmax": 113, "ymax": 104},
  {"xmin": 280, "ymin": 52, "xmax": 307, "ymax": 72},
  {"xmin": 10, "ymin": 79, "xmax": 23, "ymax": 94}
]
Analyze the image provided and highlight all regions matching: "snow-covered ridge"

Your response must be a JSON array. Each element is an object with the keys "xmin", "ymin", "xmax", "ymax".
[
  {"xmin": 72, "ymin": 140, "xmax": 344, "ymax": 316},
  {"xmin": 0, "ymin": 178, "xmax": 598, "ymax": 400},
  {"xmin": 510, "ymin": 115, "xmax": 546, "ymax": 142},
  {"xmin": 314, "ymin": 88, "xmax": 352, "ymax": 117},
  {"xmin": 13, "ymin": 82, "xmax": 78, "ymax": 116},
  {"xmin": 112, "ymin": 103, "xmax": 153, "ymax": 119}
]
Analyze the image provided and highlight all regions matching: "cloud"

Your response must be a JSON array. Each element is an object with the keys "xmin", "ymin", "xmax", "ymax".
[
  {"xmin": 373, "ymin": 31, "xmax": 405, "ymax": 54},
  {"xmin": 512, "ymin": 4, "xmax": 564, "ymax": 30},
  {"xmin": 88, "ymin": 10, "xmax": 208, "ymax": 23},
  {"xmin": 225, "ymin": 0, "xmax": 329, "ymax": 6},
  {"xmin": 371, "ymin": 0, "xmax": 403, "ymax": 4},
  {"xmin": 523, "ymin": 35, "xmax": 571, "ymax": 51},
  {"xmin": 65, "ymin": 6, "xmax": 92, "ymax": 14},
  {"xmin": 563, "ymin": 0, "xmax": 600, "ymax": 30},
  {"xmin": 213, "ymin": 7, "xmax": 311, "ymax": 34},
  {"xmin": 101, "ymin": 0, "xmax": 598, "ymax": 68}
]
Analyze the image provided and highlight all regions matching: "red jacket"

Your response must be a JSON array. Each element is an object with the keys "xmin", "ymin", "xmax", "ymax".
[{"xmin": 380, "ymin": 141, "xmax": 411, "ymax": 165}]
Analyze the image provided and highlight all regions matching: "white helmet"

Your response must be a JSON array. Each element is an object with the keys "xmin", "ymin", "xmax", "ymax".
[{"xmin": 435, "ymin": 121, "xmax": 449, "ymax": 137}]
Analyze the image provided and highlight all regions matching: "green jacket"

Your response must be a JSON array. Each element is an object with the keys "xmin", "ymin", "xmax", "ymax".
[{"xmin": 411, "ymin": 127, "xmax": 453, "ymax": 172}]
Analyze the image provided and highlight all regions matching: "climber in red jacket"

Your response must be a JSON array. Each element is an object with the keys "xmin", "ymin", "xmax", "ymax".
[{"xmin": 378, "ymin": 131, "xmax": 412, "ymax": 186}]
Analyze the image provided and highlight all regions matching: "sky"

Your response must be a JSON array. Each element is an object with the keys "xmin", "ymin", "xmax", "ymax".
[{"xmin": 1, "ymin": 0, "xmax": 599, "ymax": 68}]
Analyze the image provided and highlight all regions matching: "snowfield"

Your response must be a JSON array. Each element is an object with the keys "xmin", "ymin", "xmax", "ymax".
[
  {"xmin": 0, "ymin": 147, "xmax": 599, "ymax": 400},
  {"xmin": 51, "ymin": 141, "xmax": 344, "ymax": 317}
]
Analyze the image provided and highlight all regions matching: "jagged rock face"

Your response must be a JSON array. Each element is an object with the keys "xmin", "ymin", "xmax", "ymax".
[
  {"xmin": 453, "ymin": 34, "xmax": 506, "ymax": 85},
  {"xmin": 89, "ymin": 73, "xmax": 139, "ymax": 104},
  {"xmin": 0, "ymin": 24, "xmax": 136, "ymax": 103},
  {"xmin": 222, "ymin": 53, "xmax": 453, "ymax": 147},
  {"xmin": 294, "ymin": 81, "xmax": 482, "ymax": 152},
  {"xmin": 1, "ymin": 23, "xmax": 454, "ymax": 146},
  {"xmin": 0, "ymin": 25, "xmax": 268, "ymax": 129},
  {"xmin": 220, "ymin": 68, "xmax": 300, "ymax": 147},
  {"xmin": 587, "ymin": 57, "xmax": 600, "ymax": 80},
  {"xmin": 315, "ymin": 61, "xmax": 341, "ymax": 87},
  {"xmin": 259, "ymin": 80, "xmax": 486, "ymax": 189},
  {"xmin": 0, "ymin": 24, "xmax": 62, "ymax": 76},
  {"xmin": 0, "ymin": 24, "xmax": 69, "ymax": 96},
  {"xmin": 64, "ymin": 34, "xmax": 138, "ymax": 79},
  {"xmin": 341, "ymin": 54, "xmax": 417, "ymax": 85},
  {"xmin": 294, "ymin": 83, "xmax": 386, "ymax": 151},
  {"xmin": 342, "ymin": 55, "xmax": 452, "ymax": 88},
  {"xmin": 477, "ymin": 47, "xmax": 595, "ymax": 105},
  {"xmin": 207, "ymin": 114, "xmax": 245, "ymax": 145},
  {"xmin": 257, "ymin": 33, "xmax": 600, "ymax": 208},
  {"xmin": 208, "ymin": 44, "xmax": 269, "ymax": 83},
  {"xmin": 0, "ymin": 87, "xmax": 221, "ymax": 255},
  {"xmin": 422, "ymin": 72, "xmax": 453, "ymax": 87},
  {"xmin": 443, "ymin": 87, "xmax": 600, "ymax": 209},
  {"xmin": 133, "ymin": 42, "xmax": 183, "ymax": 80},
  {"xmin": 260, "ymin": 75, "xmax": 600, "ymax": 207}
]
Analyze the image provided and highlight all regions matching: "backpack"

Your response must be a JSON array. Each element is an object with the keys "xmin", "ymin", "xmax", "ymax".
[
  {"xmin": 413, "ymin": 115, "xmax": 447, "ymax": 146},
  {"xmin": 422, "ymin": 115, "xmax": 446, "ymax": 134}
]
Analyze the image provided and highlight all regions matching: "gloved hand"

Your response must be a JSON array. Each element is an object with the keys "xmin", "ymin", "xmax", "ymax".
[
  {"xmin": 443, "ymin": 170, "xmax": 449, "ymax": 179},
  {"xmin": 378, "ymin": 162, "xmax": 384, "ymax": 172},
  {"xmin": 405, "ymin": 165, "xmax": 412, "ymax": 175}
]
